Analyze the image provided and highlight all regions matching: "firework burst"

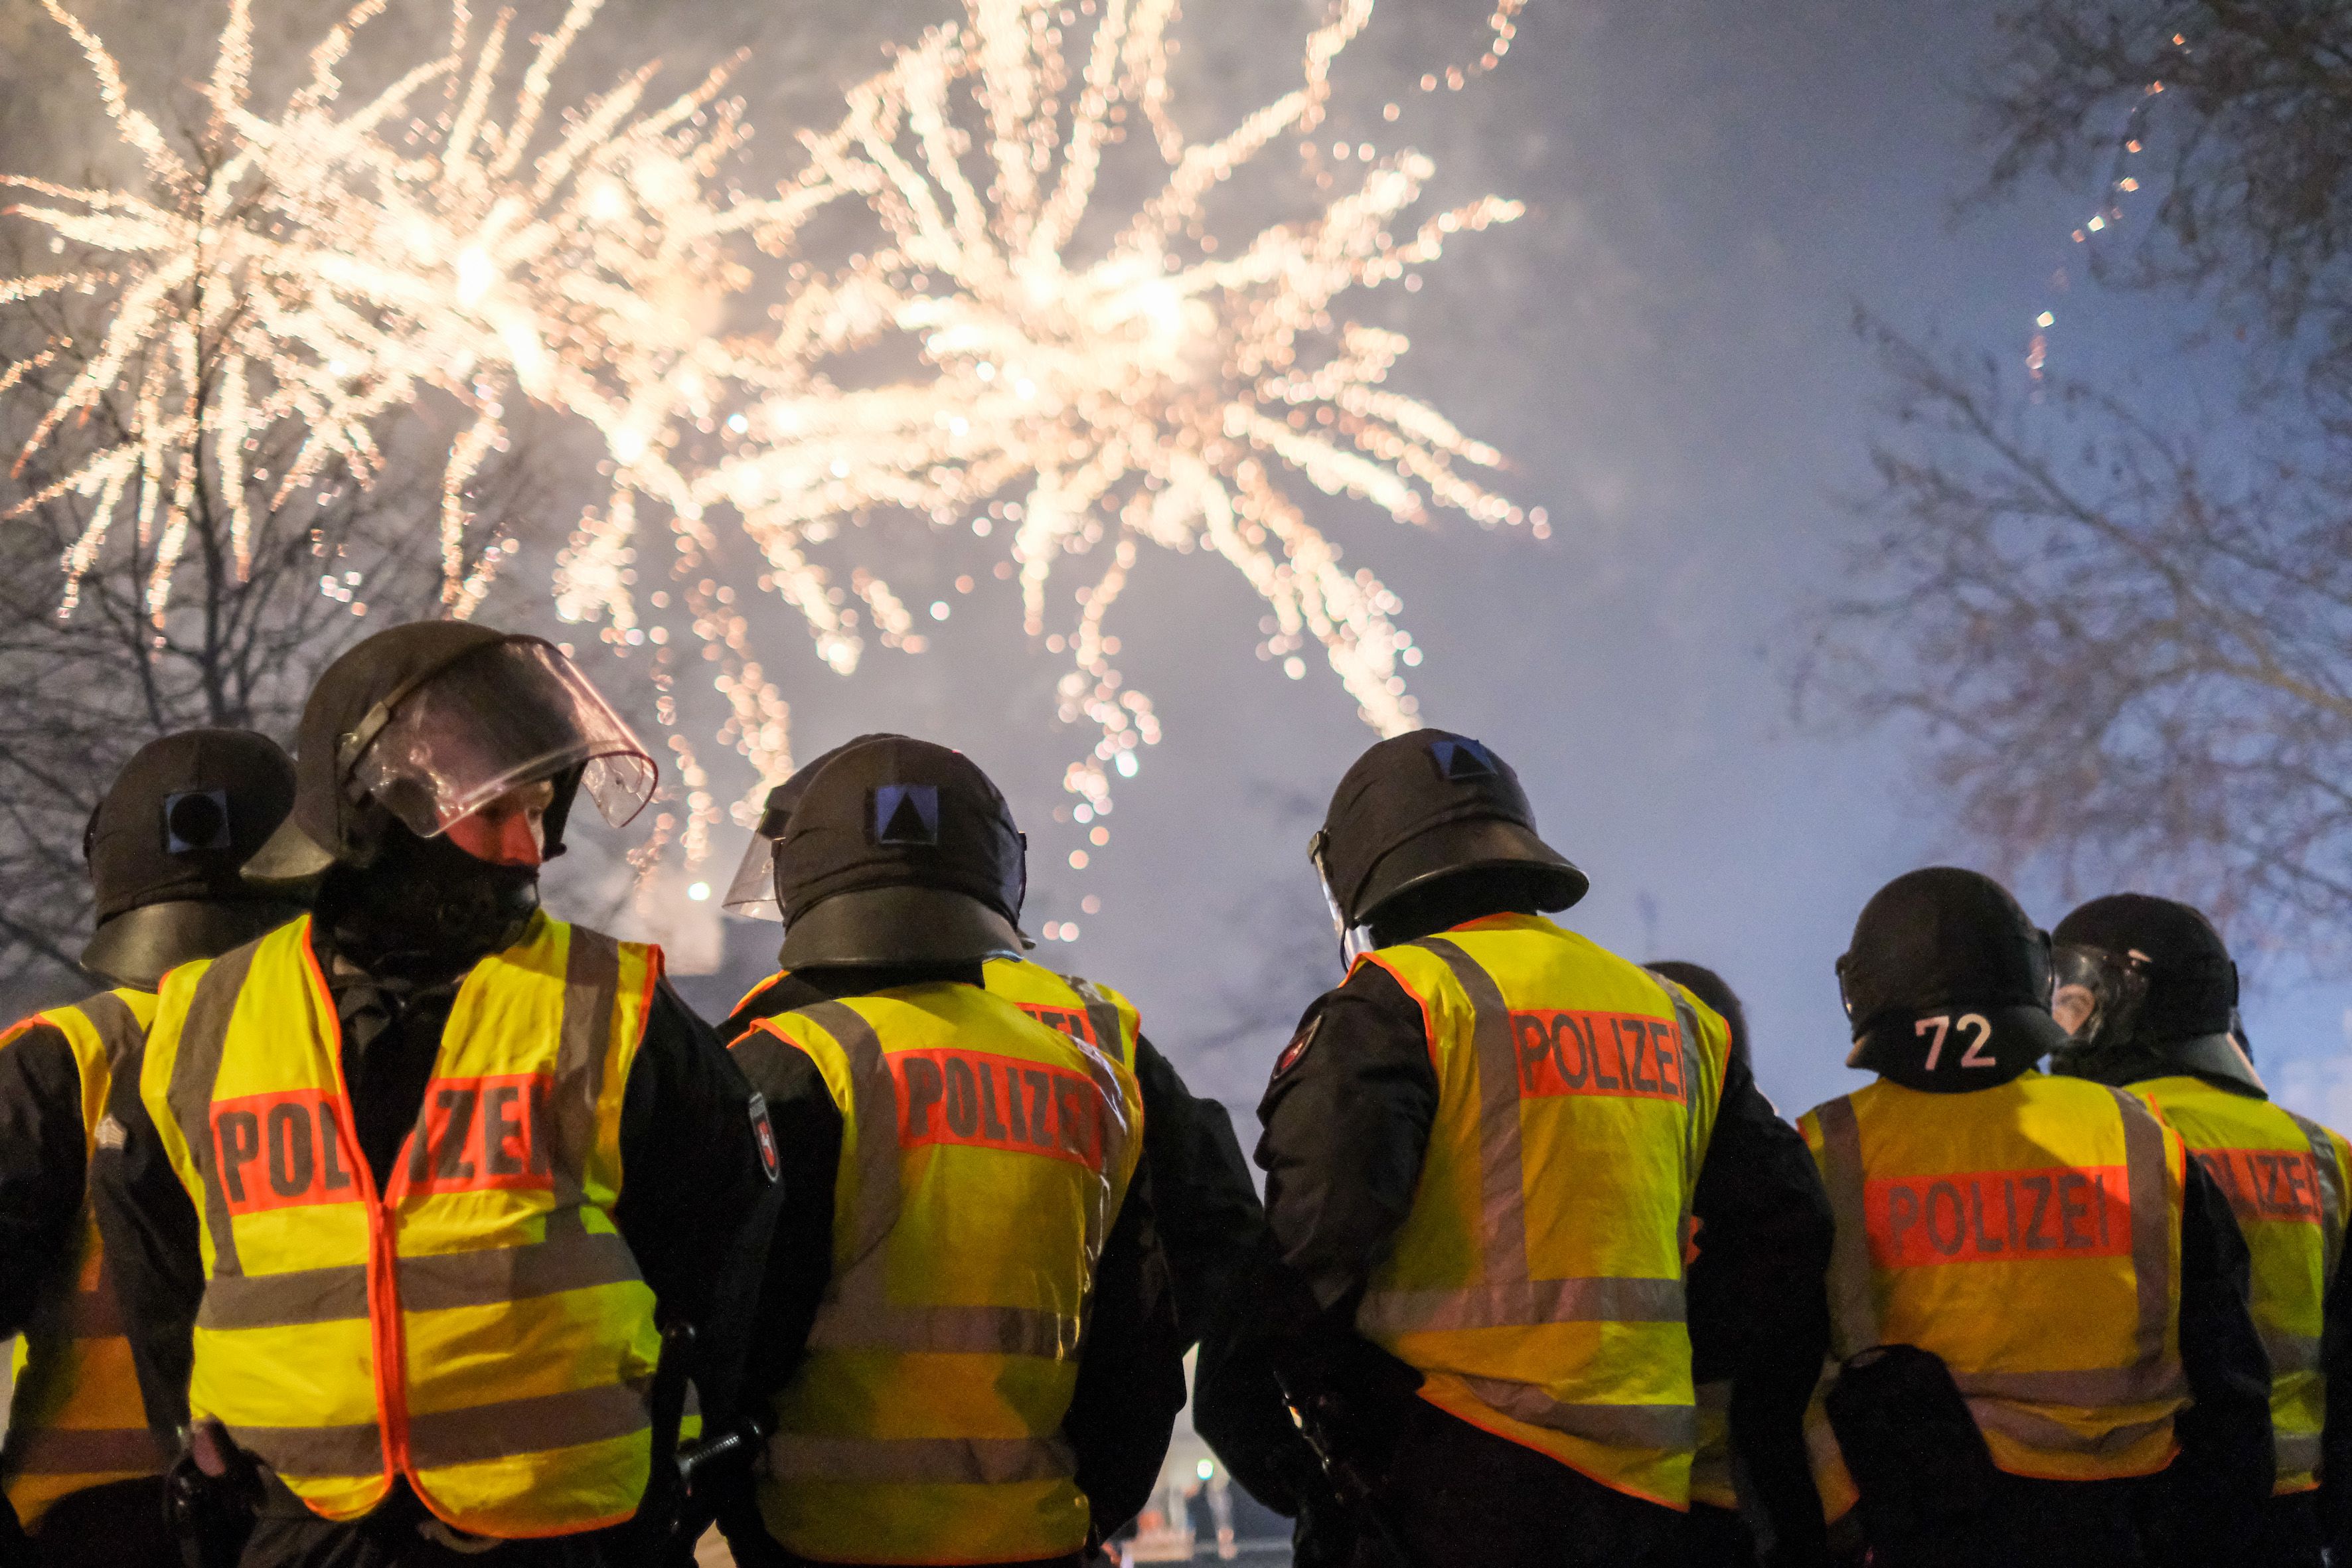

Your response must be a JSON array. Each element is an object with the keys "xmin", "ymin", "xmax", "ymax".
[
  {"xmin": 3, "ymin": 0, "xmax": 779, "ymax": 634},
  {"xmin": 564, "ymin": 0, "xmax": 1535, "ymax": 837}
]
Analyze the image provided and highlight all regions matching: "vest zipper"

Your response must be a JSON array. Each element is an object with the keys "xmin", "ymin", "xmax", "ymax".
[{"xmin": 299, "ymin": 929, "xmax": 416, "ymax": 1490}]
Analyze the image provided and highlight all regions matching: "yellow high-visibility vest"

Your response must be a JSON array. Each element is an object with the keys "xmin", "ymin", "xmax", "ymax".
[
  {"xmin": 0, "ymin": 989, "xmax": 170, "ymax": 1526},
  {"xmin": 2131, "ymin": 1075, "xmax": 2346, "ymax": 1492},
  {"xmin": 734, "ymin": 959, "xmax": 1143, "ymax": 1071},
  {"xmin": 744, "ymin": 982, "xmax": 1142, "ymax": 1564},
  {"xmin": 980, "ymin": 959, "xmax": 1140, "ymax": 1071},
  {"xmin": 1798, "ymin": 1072, "xmax": 2189, "ymax": 1484},
  {"xmin": 138, "ymin": 914, "xmax": 664, "ymax": 1537},
  {"xmin": 1349, "ymin": 914, "xmax": 1731, "ymax": 1508}
]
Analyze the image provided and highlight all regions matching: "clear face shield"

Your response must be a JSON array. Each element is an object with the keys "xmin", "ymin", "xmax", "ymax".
[
  {"xmin": 722, "ymin": 795, "xmax": 794, "ymax": 921},
  {"xmin": 1308, "ymin": 828, "xmax": 1375, "ymax": 972},
  {"xmin": 340, "ymin": 639, "xmax": 656, "ymax": 842},
  {"xmin": 2049, "ymin": 943, "xmax": 2150, "ymax": 1049}
]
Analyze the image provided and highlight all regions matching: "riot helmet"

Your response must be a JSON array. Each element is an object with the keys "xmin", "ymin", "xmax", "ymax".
[
  {"xmin": 1651, "ymin": 960, "xmax": 1749, "ymax": 1069},
  {"xmin": 1311, "ymin": 731, "xmax": 1586, "ymax": 965},
  {"xmin": 1836, "ymin": 867, "xmax": 2068, "ymax": 1083},
  {"xmin": 721, "ymin": 736, "xmax": 886, "ymax": 919},
  {"xmin": 2049, "ymin": 894, "xmax": 2257, "ymax": 1093},
  {"xmin": 246, "ymin": 621, "xmax": 655, "ymax": 880},
  {"xmin": 771, "ymin": 734, "xmax": 1028, "ymax": 967},
  {"xmin": 80, "ymin": 729, "xmax": 304, "ymax": 988}
]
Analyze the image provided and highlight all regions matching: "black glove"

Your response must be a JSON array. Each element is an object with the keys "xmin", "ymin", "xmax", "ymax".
[
  {"xmin": 165, "ymin": 1419, "xmax": 262, "ymax": 1568},
  {"xmin": 1824, "ymin": 1344, "xmax": 1998, "ymax": 1568}
]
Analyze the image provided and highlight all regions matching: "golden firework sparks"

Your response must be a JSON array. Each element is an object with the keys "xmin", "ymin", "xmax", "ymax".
[{"xmin": 560, "ymin": 0, "xmax": 1535, "ymax": 852}]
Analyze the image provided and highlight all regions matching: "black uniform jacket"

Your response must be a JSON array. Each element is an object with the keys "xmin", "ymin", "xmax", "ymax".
[
  {"xmin": 721, "ymin": 965, "xmax": 1190, "ymax": 1545},
  {"xmin": 89, "ymin": 940, "xmax": 781, "ymax": 1567},
  {"xmin": 726, "ymin": 967, "xmax": 1268, "ymax": 1350},
  {"xmin": 1194, "ymin": 943, "xmax": 1837, "ymax": 1563}
]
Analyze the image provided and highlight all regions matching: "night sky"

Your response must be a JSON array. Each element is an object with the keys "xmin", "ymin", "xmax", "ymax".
[{"xmin": 5, "ymin": 0, "xmax": 2344, "ymax": 1140}]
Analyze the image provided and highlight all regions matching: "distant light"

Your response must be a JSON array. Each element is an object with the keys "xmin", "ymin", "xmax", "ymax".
[
  {"xmin": 930, "ymin": 600, "xmax": 950, "ymax": 619},
  {"xmin": 1115, "ymin": 750, "xmax": 1138, "ymax": 778},
  {"xmin": 1069, "ymin": 850, "xmax": 1089, "ymax": 870},
  {"xmin": 687, "ymin": 882, "xmax": 710, "ymax": 902},
  {"xmin": 1196, "ymin": 1459, "xmax": 1215, "ymax": 1480},
  {"xmin": 1043, "ymin": 921, "xmax": 1063, "ymax": 940},
  {"xmin": 2086, "ymin": 215, "xmax": 2106, "ymax": 232},
  {"xmin": 2035, "ymin": 311, "xmax": 2054, "ymax": 328},
  {"xmin": 1283, "ymin": 656, "xmax": 1306, "ymax": 679}
]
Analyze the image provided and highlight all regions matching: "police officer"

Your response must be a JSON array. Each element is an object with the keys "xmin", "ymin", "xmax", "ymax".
[
  {"xmin": 718, "ymin": 736, "xmax": 1268, "ymax": 1352},
  {"xmin": 718, "ymin": 734, "xmax": 1186, "ymax": 1567},
  {"xmin": 0, "ymin": 730, "xmax": 301, "ymax": 1567},
  {"xmin": 1197, "ymin": 732, "xmax": 1835, "ymax": 1568},
  {"xmin": 1650, "ymin": 961, "xmax": 1815, "ymax": 1568},
  {"xmin": 89, "ymin": 621, "xmax": 782, "ymax": 1567},
  {"xmin": 1798, "ymin": 868, "xmax": 2272, "ymax": 1568},
  {"xmin": 2048, "ymin": 894, "xmax": 2349, "ymax": 1567}
]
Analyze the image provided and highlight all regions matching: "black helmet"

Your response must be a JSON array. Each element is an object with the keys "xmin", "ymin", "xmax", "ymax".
[
  {"xmin": 1312, "ymin": 731, "xmax": 1586, "ymax": 959},
  {"xmin": 1836, "ymin": 868, "xmax": 2068, "ymax": 1081},
  {"xmin": 81, "ymin": 729, "xmax": 304, "ymax": 987},
  {"xmin": 772, "ymin": 734, "xmax": 1028, "ymax": 967},
  {"xmin": 2050, "ymin": 894, "xmax": 2255, "ymax": 1093},
  {"xmin": 1650, "ymin": 960, "xmax": 1749, "ymax": 1069},
  {"xmin": 720, "ymin": 735, "xmax": 891, "ymax": 920},
  {"xmin": 246, "ymin": 621, "xmax": 655, "ymax": 880}
]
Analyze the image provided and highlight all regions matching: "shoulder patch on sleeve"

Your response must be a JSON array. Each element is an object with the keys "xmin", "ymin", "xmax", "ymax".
[
  {"xmin": 748, "ymin": 1093, "xmax": 781, "ymax": 1183},
  {"xmin": 1274, "ymin": 1014, "xmax": 1322, "ymax": 1079},
  {"xmin": 96, "ymin": 1113, "xmax": 127, "ymax": 1150}
]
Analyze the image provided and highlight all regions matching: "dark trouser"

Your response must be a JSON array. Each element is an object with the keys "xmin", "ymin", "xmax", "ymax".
[
  {"xmin": 1359, "ymin": 1399, "xmax": 1686, "ymax": 1568},
  {"xmin": 2252, "ymin": 1490, "xmax": 2324, "ymax": 1568},
  {"xmin": 23, "ymin": 1476, "xmax": 177, "ymax": 1568},
  {"xmin": 1686, "ymin": 1502, "xmax": 1756, "ymax": 1568},
  {"xmin": 1865, "ymin": 1472, "xmax": 2162, "ymax": 1568},
  {"xmin": 233, "ymin": 1479, "xmax": 634, "ymax": 1568}
]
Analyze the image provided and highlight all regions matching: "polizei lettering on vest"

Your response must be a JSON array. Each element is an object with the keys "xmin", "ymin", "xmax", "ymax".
[
  {"xmin": 892, "ymin": 1047, "xmax": 1107, "ymax": 1171},
  {"xmin": 2195, "ymin": 1146, "xmax": 2325, "ymax": 1225},
  {"xmin": 395, "ymin": 1072, "xmax": 556, "ymax": 1198},
  {"xmin": 211, "ymin": 1090, "xmax": 359, "ymax": 1214},
  {"xmin": 1509, "ymin": 1008, "xmax": 1686, "ymax": 1103},
  {"xmin": 1014, "ymin": 1001, "xmax": 1099, "ymax": 1048},
  {"xmin": 1865, "ymin": 1165, "xmax": 2132, "ymax": 1267}
]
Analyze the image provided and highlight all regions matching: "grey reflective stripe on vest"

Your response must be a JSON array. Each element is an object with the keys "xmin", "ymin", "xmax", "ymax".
[
  {"xmin": 2260, "ymin": 1330, "xmax": 2323, "ymax": 1377},
  {"xmin": 1810, "ymin": 1095, "xmax": 1879, "ymax": 1358},
  {"xmin": 767, "ymin": 1433, "xmax": 1075, "ymax": 1486},
  {"xmin": 404, "ymin": 1381, "xmax": 649, "ymax": 1470},
  {"xmin": 1453, "ymin": 1375, "xmax": 1699, "ymax": 1450},
  {"xmin": 2278, "ymin": 1431, "xmax": 2323, "ymax": 1478},
  {"xmin": 542, "ymin": 925, "xmax": 621, "ymax": 1237},
  {"xmin": 1065, "ymin": 975, "xmax": 1130, "ymax": 1069},
  {"xmin": 1356, "ymin": 1276, "xmax": 1686, "ymax": 1337},
  {"xmin": 166, "ymin": 941, "xmax": 264, "ymax": 1281},
  {"xmin": 199, "ymin": 1229, "xmax": 647, "ymax": 1329},
  {"xmin": 1966, "ymin": 1401, "xmax": 2175, "ymax": 1458},
  {"xmin": 793, "ymin": 999, "xmax": 1096, "ymax": 1359},
  {"xmin": 2, "ymin": 1425, "xmax": 171, "ymax": 1475},
  {"xmin": 76, "ymin": 990, "xmax": 147, "ymax": 1077},
  {"xmin": 2104, "ymin": 1085, "xmax": 2175, "ymax": 1370},
  {"xmin": 1817, "ymin": 1086, "xmax": 2181, "ymax": 1413},
  {"xmin": 1350, "ymin": 940, "xmax": 1692, "ymax": 1436},
  {"xmin": 2286, "ymin": 1110, "xmax": 2346, "ymax": 1282},
  {"xmin": 230, "ymin": 1419, "xmax": 386, "ymax": 1479}
]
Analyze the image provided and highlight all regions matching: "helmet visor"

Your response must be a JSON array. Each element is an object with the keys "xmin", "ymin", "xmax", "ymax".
[
  {"xmin": 2051, "ymin": 943, "xmax": 2146, "ymax": 1046},
  {"xmin": 724, "ymin": 832, "xmax": 783, "ymax": 919},
  {"xmin": 344, "ymin": 639, "xmax": 655, "ymax": 838},
  {"xmin": 1309, "ymin": 829, "xmax": 1375, "ymax": 972}
]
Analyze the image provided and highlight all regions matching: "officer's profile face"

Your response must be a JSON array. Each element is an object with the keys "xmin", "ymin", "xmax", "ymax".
[
  {"xmin": 445, "ymin": 777, "xmax": 557, "ymax": 867},
  {"xmin": 2051, "ymin": 983, "xmax": 2096, "ymax": 1038}
]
